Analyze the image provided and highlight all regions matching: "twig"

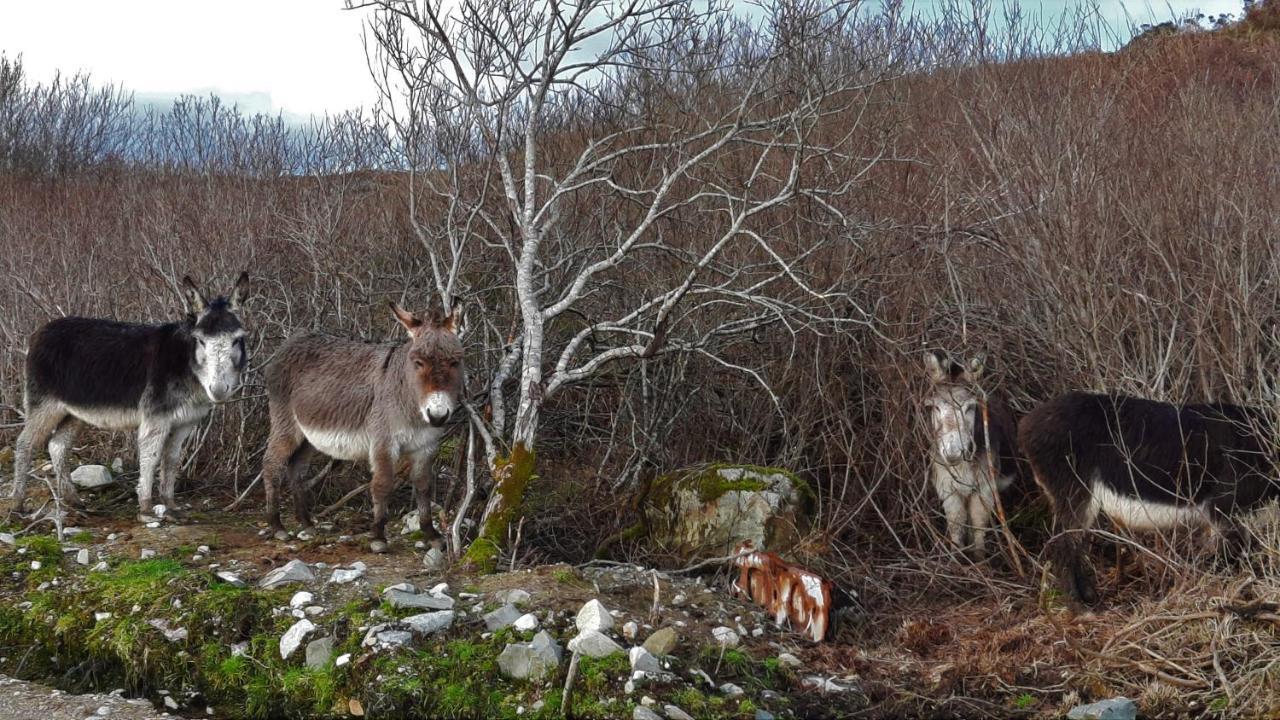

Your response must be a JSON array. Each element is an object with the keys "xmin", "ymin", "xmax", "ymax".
[
  {"xmin": 317, "ymin": 482, "xmax": 370, "ymax": 518},
  {"xmin": 650, "ymin": 569, "xmax": 661, "ymax": 622},
  {"xmin": 222, "ymin": 472, "xmax": 262, "ymax": 512},
  {"xmin": 561, "ymin": 650, "xmax": 581, "ymax": 717}
]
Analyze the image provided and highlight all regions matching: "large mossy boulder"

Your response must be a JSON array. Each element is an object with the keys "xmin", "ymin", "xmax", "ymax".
[{"xmin": 644, "ymin": 464, "xmax": 812, "ymax": 558}]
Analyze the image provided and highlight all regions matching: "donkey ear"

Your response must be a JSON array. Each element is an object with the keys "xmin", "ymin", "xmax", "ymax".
[
  {"xmin": 966, "ymin": 354, "xmax": 986, "ymax": 381},
  {"xmin": 924, "ymin": 350, "xmax": 948, "ymax": 383},
  {"xmin": 181, "ymin": 275, "xmax": 208, "ymax": 315},
  {"xmin": 389, "ymin": 301, "xmax": 423, "ymax": 335},
  {"xmin": 228, "ymin": 271, "xmax": 250, "ymax": 311},
  {"xmin": 442, "ymin": 297, "xmax": 464, "ymax": 337}
]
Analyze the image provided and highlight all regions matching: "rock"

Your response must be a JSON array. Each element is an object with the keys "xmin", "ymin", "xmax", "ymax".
[
  {"xmin": 91, "ymin": 561, "xmax": 109, "ymax": 572},
  {"xmin": 305, "ymin": 636, "xmax": 333, "ymax": 669},
  {"xmin": 401, "ymin": 510, "xmax": 422, "ymax": 534},
  {"xmin": 71, "ymin": 465, "xmax": 113, "ymax": 489},
  {"xmin": 259, "ymin": 559, "xmax": 314, "ymax": 588},
  {"xmin": 499, "ymin": 589, "xmax": 532, "ymax": 606},
  {"xmin": 567, "ymin": 629, "xmax": 623, "ymax": 658},
  {"xmin": 305, "ymin": 606, "xmax": 325, "ymax": 617},
  {"xmin": 1067, "ymin": 697, "xmax": 1138, "ymax": 720},
  {"xmin": 777, "ymin": 652, "xmax": 801, "ymax": 667},
  {"xmin": 720, "ymin": 682, "xmax": 745, "ymax": 698},
  {"xmin": 95, "ymin": 612, "xmax": 112, "ymax": 622},
  {"xmin": 369, "ymin": 539, "xmax": 388, "ymax": 554},
  {"xmin": 755, "ymin": 711, "xmax": 776, "ymax": 720},
  {"xmin": 110, "ymin": 457, "xmax": 124, "ymax": 473},
  {"xmin": 385, "ymin": 588, "xmax": 454, "ymax": 611},
  {"xmin": 711, "ymin": 626, "xmax": 740, "ymax": 648},
  {"xmin": 29, "ymin": 560, "xmax": 41, "ymax": 571},
  {"xmin": 629, "ymin": 646, "xmax": 661, "ymax": 673},
  {"xmin": 801, "ymin": 676, "xmax": 862, "ymax": 694},
  {"xmin": 403, "ymin": 610, "xmax": 455, "ymax": 636},
  {"xmin": 484, "ymin": 603, "xmax": 522, "ymax": 631},
  {"xmin": 642, "ymin": 627, "xmax": 679, "ymax": 656},
  {"xmin": 163, "ymin": 695, "xmax": 179, "ymax": 710},
  {"xmin": 280, "ymin": 619, "xmax": 316, "ymax": 659},
  {"xmin": 423, "ymin": 547, "xmax": 446, "ymax": 570},
  {"xmin": 75, "ymin": 549, "xmax": 90, "ymax": 565},
  {"xmin": 361, "ymin": 624, "xmax": 413, "ymax": 649},
  {"xmin": 384, "ymin": 582, "xmax": 416, "ymax": 594},
  {"xmin": 289, "ymin": 591, "xmax": 314, "ymax": 609},
  {"xmin": 231, "ymin": 642, "xmax": 249, "ymax": 657},
  {"xmin": 575, "ymin": 599, "xmax": 614, "ymax": 633},
  {"xmin": 514, "ymin": 613, "xmax": 540, "ymax": 632},
  {"xmin": 622, "ymin": 621, "xmax": 639, "ymax": 642},
  {"xmin": 671, "ymin": 592, "xmax": 688, "ymax": 606},
  {"xmin": 335, "ymin": 653, "xmax": 351, "ymax": 667},
  {"xmin": 648, "ymin": 464, "xmax": 811, "ymax": 557},
  {"xmin": 0, "ymin": 533, "xmax": 14, "ymax": 545},
  {"xmin": 664, "ymin": 705, "xmax": 695, "ymax": 720},
  {"xmin": 216, "ymin": 571, "xmax": 247, "ymax": 588},
  {"xmin": 497, "ymin": 631, "xmax": 562, "ymax": 680},
  {"xmin": 139, "ymin": 549, "xmax": 156, "ymax": 560},
  {"xmin": 329, "ymin": 562, "xmax": 366, "ymax": 584},
  {"xmin": 197, "ymin": 545, "xmax": 210, "ymax": 554},
  {"xmin": 147, "ymin": 619, "xmax": 188, "ymax": 643},
  {"xmin": 633, "ymin": 707, "xmax": 663, "ymax": 720},
  {"xmin": 429, "ymin": 582, "xmax": 449, "ymax": 595}
]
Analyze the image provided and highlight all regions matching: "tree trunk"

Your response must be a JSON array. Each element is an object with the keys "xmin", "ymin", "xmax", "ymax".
[{"xmin": 461, "ymin": 441, "xmax": 537, "ymax": 573}]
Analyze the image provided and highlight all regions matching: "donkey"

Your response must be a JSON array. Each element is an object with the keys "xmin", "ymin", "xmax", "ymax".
[
  {"xmin": 1019, "ymin": 391, "xmax": 1279, "ymax": 604},
  {"xmin": 261, "ymin": 302, "xmax": 463, "ymax": 553},
  {"xmin": 923, "ymin": 350, "xmax": 1019, "ymax": 559},
  {"xmin": 10, "ymin": 274, "xmax": 250, "ymax": 523}
]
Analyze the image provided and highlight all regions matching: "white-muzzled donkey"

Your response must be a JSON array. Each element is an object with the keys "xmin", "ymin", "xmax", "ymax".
[
  {"xmin": 262, "ymin": 302, "xmax": 464, "ymax": 553},
  {"xmin": 923, "ymin": 350, "xmax": 1019, "ymax": 559},
  {"xmin": 10, "ymin": 273, "xmax": 250, "ymax": 523}
]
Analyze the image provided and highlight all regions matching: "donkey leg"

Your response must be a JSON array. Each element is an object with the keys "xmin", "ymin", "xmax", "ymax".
[
  {"xmin": 158, "ymin": 424, "xmax": 195, "ymax": 520},
  {"xmin": 11, "ymin": 402, "xmax": 67, "ymax": 519},
  {"xmin": 135, "ymin": 420, "xmax": 170, "ymax": 522},
  {"xmin": 940, "ymin": 490, "xmax": 969, "ymax": 553},
  {"xmin": 1033, "ymin": 466, "xmax": 1099, "ymax": 604},
  {"xmin": 368, "ymin": 445, "xmax": 398, "ymax": 554},
  {"xmin": 286, "ymin": 443, "xmax": 316, "ymax": 529},
  {"xmin": 262, "ymin": 423, "xmax": 304, "ymax": 540},
  {"xmin": 967, "ymin": 490, "xmax": 993, "ymax": 560},
  {"xmin": 47, "ymin": 417, "xmax": 82, "ymax": 509},
  {"xmin": 409, "ymin": 450, "xmax": 444, "ymax": 550}
]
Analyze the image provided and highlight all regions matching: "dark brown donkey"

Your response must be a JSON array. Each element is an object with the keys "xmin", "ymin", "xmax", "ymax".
[
  {"xmin": 262, "ymin": 303, "xmax": 463, "ymax": 552},
  {"xmin": 1020, "ymin": 392, "xmax": 1279, "ymax": 604}
]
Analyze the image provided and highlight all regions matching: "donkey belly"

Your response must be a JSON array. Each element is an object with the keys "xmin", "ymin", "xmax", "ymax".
[
  {"xmin": 299, "ymin": 424, "xmax": 370, "ymax": 462},
  {"xmin": 65, "ymin": 404, "xmax": 142, "ymax": 431},
  {"xmin": 1089, "ymin": 481, "xmax": 1207, "ymax": 531}
]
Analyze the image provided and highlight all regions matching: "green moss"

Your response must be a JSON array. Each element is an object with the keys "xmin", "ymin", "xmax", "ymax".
[{"xmin": 463, "ymin": 444, "xmax": 537, "ymax": 573}]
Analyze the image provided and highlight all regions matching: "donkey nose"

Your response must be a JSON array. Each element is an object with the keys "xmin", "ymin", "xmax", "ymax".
[
  {"xmin": 427, "ymin": 408, "xmax": 450, "ymax": 427},
  {"xmin": 963, "ymin": 439, "xmax": 976, "ymax": 459}
]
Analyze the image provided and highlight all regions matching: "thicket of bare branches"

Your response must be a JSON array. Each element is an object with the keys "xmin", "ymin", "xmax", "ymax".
[{"xmin": 2, "ymin": 0, "xmax": 1279, "ymax": 615}]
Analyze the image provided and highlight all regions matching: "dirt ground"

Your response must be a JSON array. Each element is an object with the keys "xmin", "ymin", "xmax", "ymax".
[{"xmin": 0, "ymin": 674, "xmax": 177, "ymax": 720}]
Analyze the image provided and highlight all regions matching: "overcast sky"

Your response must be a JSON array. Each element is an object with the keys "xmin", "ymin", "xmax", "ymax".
[{"xmin": 0, "ymin": 0, "xmax": 1243, "ymax": 120}]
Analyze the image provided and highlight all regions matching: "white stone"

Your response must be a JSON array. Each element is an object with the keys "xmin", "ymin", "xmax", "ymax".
[
  {"xmin": 91, "ymin": 561, "xmax": 109, "ymax": 572},
  {"xmin": 0, "ymin": 533, "xmax": 14, "ymax": 545},
  {"xmin": 567, "ymin": 630, "xmax": 623, "ymax": 658},
  {"xmin": 622, "ymin": 621, "xmax": 639, "ymax": 642},
  {"xmin": 71, "ymin": 465, "xmax": 113, "ymax": 489},
  {"xmin": 335, "ymin": 653, "xmax": 351, "ymax": 667},
  {"xmin": 664, "ymin": 705, "xmax": 695, "ymax": 720},
  {"xmin": 290, "ymin": 591, "xmax": 314, "ymax": 609},
  {"xmin": 163, "ymin": 695, "xmax": 179, "ymax": 710},
  {"xmin": 384, "ymin": 583, "xmax": 415, "ymax": 594},
  {"xmin": 429, "ymin": 583, "xmax": 449, "ymax": 596},
  {"xmin": 575, "ymin": 599, "xmax": 614, "ymax": 634},
  {"xmin": 423, "ymin": 547, "xmax": 445, "ymax": 570},
  {"xmin": 139, "ymin": 549, "xmax": 155, "ymax": 560},
  {"xmin": 385, "ymin": 588, "xmax": 454, "ymax": 611},
  {"xmin": 259, "ymin": 560, "xmax": 314, "ymax": 589},
  {"xmin": 778, "ymin": 652, "xmax": 802, "ymax": 667},
  {"xmin": 75, "ymin": 549, "xmax": 90, "ymax": 565},
  {"xmin": 497, "ymin": 631, "xmax": 562, "ymax": 680},
  {"xmin": 147, "ymin": 619, "xmax": 188, "ymax": 643},
  {"xmin": 500, "ymin": 588, "xmax": 532, "ymax": 606},
  {"xmin": 29, "ymin": 560, "xmax": 41, "ymax": 571},
  {"xmin": 711, "ymin": 626, "xmax": 740, "ymax": 648},
  {"xmin": 216, "ymin": 572, "xmax": 247, "ymax": 588},
  {"xmin": 403, "ymin": 611, "xmax": 455, "ymax": 636},
  {"xmin": 484, "ymin": 604, "xmax": 522, "ymax": 631},
  {"xmin": 629, "ymin": 646, "xmax": 661, "ymax": 674},
  {"xmin": 94, "ymin": 612, "xmax": 112, "ymax": 622},
  {"xmin": 720, "ymin": 682, "xmax": 745, "ymax": 698},
  {"xmin": 197, "ymin": 545, "xmax": 210, "ymax": 554},
  {"xmin": 633, "ymin": 707, "xmax": 663, "ymax": 720},
  {"xmin": 280, "ymin": 619, "xmax": 316, "ymax": 660},
  {"xmin": 514, "ymin": 613, "xmax": 540, "ymax": 632},
  {"xmin": 152, "ymin": 504, "xmax": 167, "ymax": 519},
  {"xmin": 329, "ymin": 564, "xmax": 365, "ymax": 584}
]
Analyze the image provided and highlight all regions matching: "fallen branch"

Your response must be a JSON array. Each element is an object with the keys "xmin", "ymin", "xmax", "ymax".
[{"xmin": 317, "ymin": 483, "xmax": 370, "ymax": 518}]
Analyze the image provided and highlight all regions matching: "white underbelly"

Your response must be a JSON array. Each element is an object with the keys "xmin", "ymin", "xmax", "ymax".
[
  {"xmin": 300, "ymin": 424, "xmax": 370, "ymax": 461},
  {"xmin": 1089, "ymin": 481, "xmax": 1207, "ymax": 531},
  {"xmin": 66, "ymin": 405, "xmax": 141, "ymax": 431}
]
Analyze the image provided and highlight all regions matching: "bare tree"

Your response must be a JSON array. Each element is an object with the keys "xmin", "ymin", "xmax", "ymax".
[{"xmin": 351, "ymin": 0, "xmax": 889, "ymax": 570}]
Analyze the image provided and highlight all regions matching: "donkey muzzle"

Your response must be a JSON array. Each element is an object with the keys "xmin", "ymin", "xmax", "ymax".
[{"xmin": 421, "ymin": 392, "xmax": 455, "ymax": 427}]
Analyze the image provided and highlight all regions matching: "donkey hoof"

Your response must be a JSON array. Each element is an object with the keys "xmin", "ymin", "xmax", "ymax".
[
  {"xmin": 369, "ymin": 539, "xmax": 389, "ymax": 554},
  {"xmin": 272, "ymin": 529, "xmax": 291, "ymax": 542},
  {"xmin": 137, "ymin": 513, "xmax": 161, "ymax": 526}
]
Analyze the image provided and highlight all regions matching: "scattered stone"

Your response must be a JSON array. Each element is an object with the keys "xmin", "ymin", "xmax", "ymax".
[
  {"xmin": 335, "ymin": 653, "xmax": 351, "ymax": 667},
  {"xmin": 305, "ymin": 637, "xmax": 334, "ymax": 669},
  {"xmin": 296, "ymin": 530, "xmax": 313, "ymax": 541},
  {"xmin": 642, "ymin": 627, "xmax": 679, "ymax": 656},
  {"xmin": 71, "ymin": 465, "xmax": 113, "ymax": 489},
  {"xmin": 384, "ymin": 582, "xmax": 415, "ymax": 594},
  {"xmin": 163, "ymin": 695, "xmax": 179, "ymax": 710},
  {"xmin": 777, "ymin": 652, "xmax": 802, "ymax": 667},
  {"xmin": 385, "ymin": 588, "xmax": 454, "ymax": 611},
  {"xmin": 152, "ymin": 504, "xmax": 168, "ymax": 520},
  {"xmin": 145, "ymin": 522, "xmax": 160, "ymax": 529},
  {"xmin": 29, "ymin": 560, "xmax": 41, "ymax": 571},
  {"xmin": 75, "ymin": 549, "xmax": 90, "ymax": 565},
  {"xmin": 0, "ymin": 533, "xmax": 14, "ymax": 545},
  {"xmin": 215, "ymin": 571, "xmax": 247, "ymax": 588},
  {"xmin": 290, "ymin": 591, "xmax": 314, "ymax": 609},
  {"xmin": 499, "ymin": 588, "xmax": 532, "ymax": 606},
  {"xmin": 801, "ymin": 676, "xmax": 862, "ymax": 694},
  {"xmin": 664, "ymin": 705, "xmax": 695, "ymax": 720},
  {"xmin": 403, "ymin": 611, "xmax": 455, "ymax": 636},
  {"xmin": 369, "ymin": 539, "xmax": 388, "ymax": 554},
  {"xmin": 484, "ymin": 603, "xmax": 522, "ymax": 631},
  {"xmin": 329, "ymin": 561, "xmax": 366, "ymax": 584},
  {"xmin": 139, "ymin": 549, "xmax": 156, "ymax": 560},
  {"xmin": 514, "ymin": 613, "xmax": 540, "ymax": 632},
  {"xmin": 1067, "ymin": 697, "xmax": 1138, "ymax": 720},
  {"xmin": 305, "ymin": 606, "xmax": 325, "ymax": 617},
  {"xmin": 230, "ymin": 642, "xmax": 249, "ymax": 657},
  {"xmin": 401, "ymin": 510, "xmax": 422, "ymax": 534},
  {"xmin": 94, "ymin": 612, "xmax": 112, "ymax": 622},
  {"xmin": 720, "ymin": 682, "xmax": 745, "ymax": 698},
  {"xmin": 147, "ymin": 619, "xmax": 188, "ymax": 643},
  {"xmin": 576, "ymin": 599, "xmax": 614, "ymax": 633},
  {"xmin": 629, "ymin": 646, "xmax": 661, "ymax": 674},
  {"xmin": 711, "ymin": 626, "xmax": 740, "ymax": 648},
  {"xmin": 671, "ymin": 592, "xmax": 688, "ymax": 606},
  {"xmin": 756, "ymin": 711, "xmax": 777, "ymax": 720},
  {"xmin": 567, "ymin": 630, "xmax": 623, "ymax": 658},
  {"xmin": 197, "ymin": 545, "xmax": 210, "ymax": 554},
  {"xmin": 623, "ymin": 621, "xmax": 639, "ymax": 642},
  {"xmin": 91, "ymin": 561, "xmax": 109, "ymax": 572},
  {"xmin": 259, "ymin": 559, "xmax": 314, "ymax": 589},
  {"xmin": 497, "ymin": 631, "xmax": 562, "ymax": 680},
  {"xmin": 362, "ymin": 624, "xmax": 413, "ymax": 649},
  {"xmin": 633, "ymin": 707, "xmax": 663, "ymax": 720},
  {"xmin": 429, "ymin": 582, "xmax": 449, "ymax": 595},
  {"xmin": 280, "ymin": 619, "xmax": 317, "ymax": 660}
]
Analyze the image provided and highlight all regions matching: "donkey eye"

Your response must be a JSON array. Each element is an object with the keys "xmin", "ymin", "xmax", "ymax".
[
  {"xmin": 450, "ymin": 360, "xmax": 460, "ymax": 368},
  {"xmin": 413, "ymin": 359, "xmax": 425, "ymax": 369}
]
